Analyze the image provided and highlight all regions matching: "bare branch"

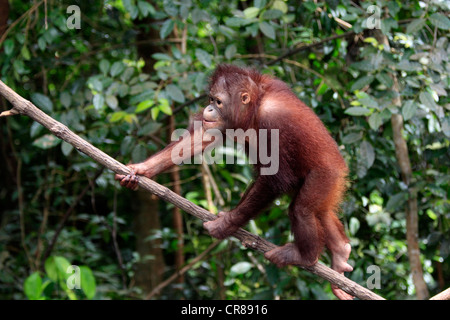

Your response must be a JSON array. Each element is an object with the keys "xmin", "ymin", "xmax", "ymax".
[
  {"xmin": 0, "ymin": 80, "xmax": 384, "ymax": 300},
  {"xmin": 430, "ymin": 287, "xmax": 450, "ymax": 300}
]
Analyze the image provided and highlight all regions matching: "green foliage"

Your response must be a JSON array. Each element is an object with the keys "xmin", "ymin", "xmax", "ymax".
[
  {"xmin": 23, "ymin": 256, "xmax": 96, "ymax": 300},
  {"xmin": 0, "ymin": 0, "xmax": 448, "ymax": 300}
]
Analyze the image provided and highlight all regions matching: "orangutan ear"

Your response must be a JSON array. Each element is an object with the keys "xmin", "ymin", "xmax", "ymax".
[{"xmin": 241, "ymin": 92, "xmax": 250, "ymax": 105}]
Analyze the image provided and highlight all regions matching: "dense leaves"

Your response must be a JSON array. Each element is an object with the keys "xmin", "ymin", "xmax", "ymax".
[{"xmin": 0, "ymin": 0, "xmax": 448, "ymax": 300}]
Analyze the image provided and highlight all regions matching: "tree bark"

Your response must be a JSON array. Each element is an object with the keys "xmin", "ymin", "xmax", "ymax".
[
  {"xmin": 134, "ymin": 190, "xmax": 166, "ymax": 293},
  {"xmin": 390, "ymin": 84, "xmax": 429, "ymax": 300},
  {"xmin": 0, "ymin": 80, "xmax": 385, "ymax": 300},
  {"xmin": 169, "ymin": 115, "xmax": 185, "ymax": 284},
  {"xmin": 0, "ymin": 0, "xmax": 9, "ymax": 38},
  {"xmin": 133, "ymin": 15, "xmax": 166, "ymax": 293},
  {"xmin": 430, "ymin": 287, "xmax": 450, "ymax": 300},
  {"xmin": 377, "ymin": 30, "xmax": 429, "ymax": 300}
]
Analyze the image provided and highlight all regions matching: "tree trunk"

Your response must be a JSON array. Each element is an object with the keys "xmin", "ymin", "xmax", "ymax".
[
  {"xmin": 391, "ymin": 113, "xmax": 429, "ymax": 299},
  {"xmin": 132, "ymin": 13, "xmax": 166, "ymax": 294},
  {"xmin": 376, "ymin": 30, "xmax": 429, "ymax": 300},
  {"xmin": 169, "ymin": 115, "xmax": 185, "ymax": 284},
  {"xmin": 0, "ymin": 0, "xmax": 9, "ymax": 38},
  {"xmin": 134, "ymin": 190, "xmax": 165, "ymax": 293}
]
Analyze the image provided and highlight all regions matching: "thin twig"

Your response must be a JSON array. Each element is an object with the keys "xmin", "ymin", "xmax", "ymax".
[
  {"xmin": 41, "ymin": 166, "xmax": 106, "ymax": 264},
  {"xmin": 145, "ymin": 240, "xmax": 221, "ymax": 299},
  {"xmin": 0, "ymin": 0, "xmax": 44, "ymax": 45}
]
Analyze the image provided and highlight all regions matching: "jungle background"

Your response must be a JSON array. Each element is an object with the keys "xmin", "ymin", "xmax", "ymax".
[{"xmin": 0, "ymin": 0, "xmax": 448, "ymax": 300}]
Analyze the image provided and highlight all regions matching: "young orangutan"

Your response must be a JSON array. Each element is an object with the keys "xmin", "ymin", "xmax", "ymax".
[{"xmin": 116, "ymin": 64, "xmax": 353, "ymax": 299}]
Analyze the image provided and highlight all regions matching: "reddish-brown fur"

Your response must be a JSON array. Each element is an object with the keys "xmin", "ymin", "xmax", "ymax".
[{"xmin": 116, "ymin": 64, "xmax": 353, "ymax": 299}]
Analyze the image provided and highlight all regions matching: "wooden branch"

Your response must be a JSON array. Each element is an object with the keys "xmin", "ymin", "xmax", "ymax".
[
  {"xmin": 378, "ymin": 31, "xmax": 429, "ymax": 300},
  {"xmin": 0, "ymin": 80, "xmax": 384, "ymax": 300},
  {"xmin": 267, "ymin": 31, "xmax": 355, "ymax": 67},
  {"xmin": 430, "ymin": 287, "xmax": 450, "ymax": 300}
]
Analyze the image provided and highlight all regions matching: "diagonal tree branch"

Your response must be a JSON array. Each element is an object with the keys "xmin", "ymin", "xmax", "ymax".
[{"xmin": 0, "ymin": 80, "xmax": 384, "ymax": 300}]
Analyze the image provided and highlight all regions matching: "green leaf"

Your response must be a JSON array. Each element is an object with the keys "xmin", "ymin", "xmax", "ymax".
[
  {"xmin": 349, "ymin": 217, "xmax": 360, "ymax": 235},
  {"xmin": 375, "ymin": 72, "xmax": 393, "ymax": 88},
  {"xmin": 426, "ymin": 209, "xmax": 438, "ymax": 220},
  {"xmin": 33, "ymin": 134, "xmax": 61, "ymax": 149},
  {"xmin": 61, "ymin": 141, "xmax": 74, "ymax": 156},
  {"xmin": 132, "ymin": 144, "xmax": 148, "ymax": 163},
  {"xmin": 358, "ymin": 95, "xmax": 378, "ymax": 109},
  {"xmin": 38, "ymin": 37, "xmax": 46, "ymax": 51},
  {"xmin": 4, "ymin": 39, "xmax": 14, "ymax": 55},
  {"xmin": 88, "ymin": 77, "xmax": 103, "ymax": 92},
  {"xmin": 272, "ymin": 0, "xmax": 288, "ymax": 13},
  {"xmin": 151, "ymin": 107, "xmax": 160, "ymax": 120},
  {"xmin": 195, "ymin": 48, "xmax": 212, "ymax": 68},
  {"xmin": 225, "ymin": 17, "xmax": 246, "ymax": 27},
  {"xmin": 350, "ymin": 75, "xmax": 374, "ymax": 91},
  {"xmin": 381, "ymin": 18, "xmax": 398, "ymax": 35},
  {"xmin": 442, "ymin": 117, "xmax": 450, "ymax": 138},
  {"xmin": 45, "ymin": 256, "xmax": 58, "ymax": 282},
  {"xmin": 225, "ymin": 44, "xmax": 237, "ymax": 60},
  {"xmin": 120, "ymin": 136, "xmax": 134, "ymax": 155},
  {"xmin": 21, "ymin": 46, "xmax": 31, "ymax": 60},
  {"xmin": 138, "ymin": 122, "xmax": 162, "ymax": 136},
  {"xmin": 262, "ymin": 9, "xmax": 283, "ymax": 20},
  {"xmin": 80, "ymin": 266, "xmax": 96, "ymax": 299},
  {"xmin": 395, "ymin": 60, "xmax": 421, "ymax": 72},
  {"xmin": 99, "ymin": 59, "xmax": 110, "ymax": 75},
  {"xmin": 110, "ymin": 61, "xmax": 125, "ymax": 77},
  {"xmin": 259, "ymin": 21, "xmax": 276, "ymax": 39},
  {"xmin": 386, "ymin": 192, "xmax": 407, "ymax": 212},
  {"xmin": 359, "ymin": 140, "xmax": 375, "ymax": 169},
  {"xmin": 342, "ymin": 131, "xmax": 363, "ymax": 144},
  {"xmin": 368, "ymin": 112, "xmax": 383, "ymax": 130},
  {"xmin": 105, "ymin": 95, "xmax": 118, "ymax": 109},
  {"xmin": 136, "ymin": 100, "xmax": 154, "ymax": 113},
  {"xmin": 31, "ymin": 93, "xmax": 53, "ymax": 113},
  {"xmin": 350, "ymin": 60, "xmax": 375, "ymax": 72},
  {"xmin": 406, "ymin": 18, "xmax": 426, "ymax": 34},
  {"xmin": 192, "ymin": 8, "xmax": 209, "ymax": 23},
  {"xmin": 163, "ymin": 0, "xmax": 178, "ymax": 16},
  {"xmin": 137, "ymin": 0, "xmax": 155, "ymax": 17},
  {"xmin": 166, "ymin": 84, "xmax": 185, "ymax": 103},
  {"xmin": 160, "ymin": 19, "xmax": 175, "ymax": 39},
  {"xmin": 429, "ymin": 13, "xmax": 450, "ymax": 30},
  {"xmin": 344, "ymin": 106, "xmax": 371, "ymax": 116},
  {"xmin": 158, "ymin": 98, "xmax": 172, "ymax": 115},
  {"xmin": 13, "ymin": 59, "xmax": 27, "ymax": 74},
  {"xmin": 109, "ymin": 111, "xmax": 127, "ymax": 122},
  {"xmin": 121, "ymin": 67, "xmax": 135, "ymax": 82},
  {"xmin": 54, "ymin": 256, "xmax": 72, "ymax": 280},
  {"xmin": 243, "ymin": 7, "xmax": 260, "ymax": 19},
  {"xmin": 30, "ymin": 122, "xmax": 44, "ymax": 138},
  {"xmin": 60, "ymin": 92, "xmax": 71, "ymax": 108},
  {"xmin": 363, "ymin": 37, "xmax": 378, "ymax": 45},
  {"xmin": 419, "ymin": 91, "xmax": 438, "ymax": 111},
  {"xmin": 303, "ymin": 1, "xmax": 317, "ymax": 12},
  {"xmin": 316, "ymin": 82, "xmax": 329, "ymax": 96},
  {"xmin": 93, "ymin": 94, "xmax": 105, "ymax": 110},
  {"xmin": 152, "ymin": 53, "xmax": 172, "ymax": 61},
  {"xmin": 230, "ymin": 262, "xmax": 253, "ymax": 276},
  {"xmin": 24, "ymin": 272, "xmax": 43, "ymax": 300},
  {"xmin": 402, "ymin": 100, "xmax": 417, "ymax": 121}
]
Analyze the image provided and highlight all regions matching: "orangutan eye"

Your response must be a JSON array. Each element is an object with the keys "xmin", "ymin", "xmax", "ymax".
[
  {"xmin": 216, "ymin": 99, "xmax": 222, "ymax": 106},
  {"xmin": 209, "ymin": 97, "xmax": 214, "ymax": 104}
]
